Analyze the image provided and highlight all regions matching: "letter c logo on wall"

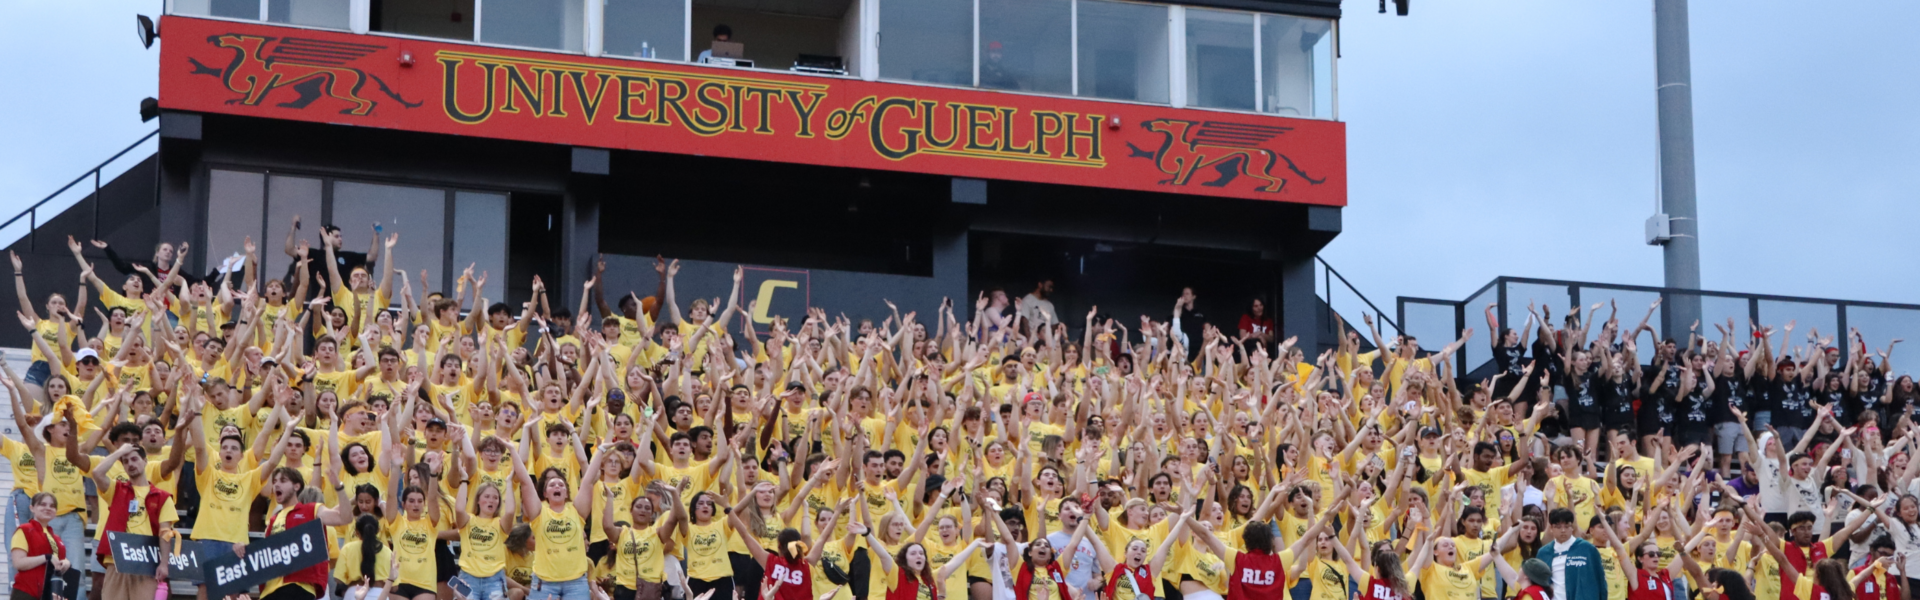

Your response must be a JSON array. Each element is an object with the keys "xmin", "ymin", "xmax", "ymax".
[{"xmin": 741, "ymin": 267, "xmax": 810, "ymax": 328}]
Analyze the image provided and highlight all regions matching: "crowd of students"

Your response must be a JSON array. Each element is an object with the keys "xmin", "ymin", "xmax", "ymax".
[{"xmin": 4, "ymin": 219, "xmax": 1920, "ymax": 600}]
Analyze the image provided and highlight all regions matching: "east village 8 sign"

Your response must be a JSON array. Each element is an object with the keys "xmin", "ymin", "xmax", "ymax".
[{"xmin": 158, "ymin": 16, "xmax": 1346, "ymax": 206}]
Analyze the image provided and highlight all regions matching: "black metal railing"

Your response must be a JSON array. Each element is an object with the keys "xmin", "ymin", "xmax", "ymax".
[
  {"xmin": 0, "ymin": 130, "xmax": 159, "ymax": 251},
  {"xmin": 1316, "ymin": 255, "xmax": 1401, "ymax": 336},
  {"xmin": 1398, "ymin": 276, "xmax": 1920, "ymax": 379}
]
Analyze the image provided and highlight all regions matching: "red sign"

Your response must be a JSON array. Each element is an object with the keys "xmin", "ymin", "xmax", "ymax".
[{"xmin": 158, "ymin": 16, "xmax": 1346, "ymax": 206}]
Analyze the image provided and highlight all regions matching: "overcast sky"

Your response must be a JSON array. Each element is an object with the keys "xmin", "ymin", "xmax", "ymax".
[{"xmin": 2, "ymin": 1, "xmax": 1915, "ymax": 321}]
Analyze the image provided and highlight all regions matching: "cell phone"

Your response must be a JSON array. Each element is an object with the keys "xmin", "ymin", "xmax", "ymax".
[{"xmin": 448, "ymin": 575, "xmax": 472, "ymax": 598}]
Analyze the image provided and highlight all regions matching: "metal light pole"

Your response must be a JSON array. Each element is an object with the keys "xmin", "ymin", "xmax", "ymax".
[{"xmin": 1654, "ymin": 0, "xmax": 1701, "ymax": 334}]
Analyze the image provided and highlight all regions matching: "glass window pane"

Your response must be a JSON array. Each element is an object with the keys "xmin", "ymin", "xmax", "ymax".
[
  {"xmin": 268, "ymin": 0, "xmax": 351, "ymax": 29},
  {"xmin": 206, "ymin": 171, "xmax": 264, "ymax": 278},
  {"xmin": 879, "ymin": 0, "xmax": 973, "ymax": 85},
  {"xmin": 1758, "ymin": 300, "xmax": 1839, "ymax": 348},
  {"xmin": 977, "ymin": 0, "xmax": 1070, "ymax": 94},
  {"xmin": 605, "ymin": 0, "xmax": 687, "ymax": 61},
  {"xmin": 481, "ymin": 0, "xmax": 584, "ymax": 51},
  {"xmin": 1185, "ymin": 8, "xmax": 1253, "ymax": 111},
  {"xmin": 1700, "ymin": 295, "xmax": 1753, "ymax": 347},
  {"xmin": 1075, "ymin": 0, "xmax": 1168, "ymax": 104},
  {"xmin": 1258, "ymin": 13, "xmax": 1331, "ymax": 118},
  {"xmin": 331, "ymin": 182, "xmax": 446, "ymax": 306},
  {"xmin": 452, "ymin": 192, "xmax": 509, "ymax": 303},
  {"xmin": 1577, "ymin": 287, "xmax": 1663, "ymax": 363},
  {"xmin": 1401, "ymin": 301, "xmax": 1455, "ymax": 357},
  {"xmin": 1845, "ymin": 306, "xmax": 1920, "ymax": 360},
  {"xmin": 1463, "ymin": 286, "xmax": 1495, "ymax": 373},
  {"xmin": 174, "ymin": 0, "xmax": 260, "ymax": 20},
  {"xmin": 1503, "ymin": 282, "xmax": 1571, "ymax": 339},
  {"xmin": 376, "ymin": 0, "xmax": 476, "ymax": 41},
  {"xmin": 263, "ymin": 175, "xmax": 323, "ymax": 287}
]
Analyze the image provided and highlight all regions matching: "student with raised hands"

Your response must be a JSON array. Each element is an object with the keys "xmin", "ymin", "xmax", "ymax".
[
  {"xmin": 602, "ymin": 483, "xmax": 681, "ymax": 600},
  {"xmin": 513, "ymin": 413, "xmax": 599, "ymax": 600}
]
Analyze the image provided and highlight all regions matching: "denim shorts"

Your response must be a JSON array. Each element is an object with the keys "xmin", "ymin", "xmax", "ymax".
[
  {"xmin": 24, "ymin": 360, "xmax": 50, "ymax": 386},
  {"xmin": 532, "ymin": 576, "xmax": 592, "ymax": 600},
  {"xmin": 456, "ymin": 571, "xmax": 507, "ymax": 600}
]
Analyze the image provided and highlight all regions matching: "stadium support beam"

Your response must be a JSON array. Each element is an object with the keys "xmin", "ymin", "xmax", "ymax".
[{"xmin": 1656, "ymin": 0, "xmax": 1702, "ymax": 332}]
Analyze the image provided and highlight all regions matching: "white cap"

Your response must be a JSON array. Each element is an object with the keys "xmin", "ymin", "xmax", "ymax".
[{"xmin": 74, "ymin": 348, "xmax": 101, "ymax": 362}]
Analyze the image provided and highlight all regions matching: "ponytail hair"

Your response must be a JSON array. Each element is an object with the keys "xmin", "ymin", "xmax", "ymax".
[{"xmin": 354, "ymin": 514, "xmax": 381, "ymax": 582}]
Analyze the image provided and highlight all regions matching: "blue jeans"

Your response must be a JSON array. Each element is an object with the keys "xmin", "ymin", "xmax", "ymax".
[
  {"xmin": 1, "ymin": 490, "xmax": 28, "ymax": 548},
  {"xmin": 533, "ymin": 576, "xmax": 592, "ymax": 600},
  {"xmin": 458, "ymin": 571, "xmax": 508, "ymax": 600},
  {"xmin": 49, "ymin": 511, "xmax": 88, "ymax": 595}
]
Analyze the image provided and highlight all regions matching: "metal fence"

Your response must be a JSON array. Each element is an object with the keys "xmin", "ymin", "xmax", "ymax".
[{"xmin": 1398, "ymin": 276, "xmax": 1920, "ymax": 380}]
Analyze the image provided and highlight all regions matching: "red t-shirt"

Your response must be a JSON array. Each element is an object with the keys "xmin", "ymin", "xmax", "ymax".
[
  {"xmin": 763, "ymin": 555, "xmax": 814, "ymax": 600},
  {"xmin": 1517, "ymin": 585, "xmax": 1552, "ymax": 600}
]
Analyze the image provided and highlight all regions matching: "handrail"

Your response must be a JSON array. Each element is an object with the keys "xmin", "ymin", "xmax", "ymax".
[
  {"xmin": 0, "ymin": 130, "xmax": 159, "ymax": 250},
  {"xmin": 1315, "ymin": 255, "xmax": 1401, "ymax": 335}
]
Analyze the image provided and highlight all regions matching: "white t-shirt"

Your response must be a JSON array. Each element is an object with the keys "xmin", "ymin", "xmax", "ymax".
[
  {"xmin": 1757, "ymin": 450, "xmax": 1786, "ymax": 513},
  {"xmin": 1018, "ymin": 294, "xmax": 1057, "ymax": 325},
  {"xmin": 1045, "ymin": 530, "xmax": 1099, "ymax": 594},
  {"xmin": 988, "ymin": 541, "xmax": 1027, "ymax": 600}
]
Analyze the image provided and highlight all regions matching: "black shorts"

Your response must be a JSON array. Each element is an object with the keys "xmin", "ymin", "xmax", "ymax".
[
  {"xmin": 613, "ymin": 585, "xmax": 638, "ymax": 600},
  {"xmin": 968, "ymin": 576, "xmax": 990, "ymax": 586},
  {"xmin": 732, "ymin": 552, "xmax": 766, "ymax": 600},
  {"xmin": 260, "ymin": 586, "xmax": 319, "ymax": 600},
  {"xmin": 1673, "ymin": 426, "xmax": 1712, "ymax": 449},
  {"xmin": 1567, "ymin": 409, "xmax": 1602, "ymax": 430},
  {"xmin": 436, "ymin": 540, "xmax": 458, "ymax": 582},
  {"xmin": 394, "ymin": 583, "xmax": 436, "ymax": 599}
]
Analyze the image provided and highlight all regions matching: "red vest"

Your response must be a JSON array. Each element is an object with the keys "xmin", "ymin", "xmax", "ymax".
[
  {"xmin": 266, "ymin": 503, "xmax": 331, "ymax": 587},
  {"xmin": 763, "ymin": 555, "xmax": 815, "ymax": 600},
  {"xmin": 1228, "ymin": 550, "xmax": 1287, "ymax": 600},
  {"xmin": 1630, "ymin": 569, "xmax": 1672, "ymax": 600},
  {"xmin": 885, "ymin": 567, "xmax": 936, "ymax": 600},
  {"xmin": 13, "ymin": 519, "xmax": 65, "ymax": 598},
  {"xmin": 1783, "ymin": 541, "xmax": 1830, "ymax": 600},
  {"xmin": 1106, "ymin": 564, "xmax": 1155, "ymax": 600},
  {"xmin": 98, "ymin": 480, "xmax": 173, "ymax": 557},
  {"xmin": 1014, "ymin": 561, "xmax": 1071, "ymax": 600},
  {"xmin": 1363, "ymin": 577, "xmax": 1405, "ymax": 600},
  {"xmin": 1854, "ymin": 565, "xmax": 1894, "ymax": 600}
]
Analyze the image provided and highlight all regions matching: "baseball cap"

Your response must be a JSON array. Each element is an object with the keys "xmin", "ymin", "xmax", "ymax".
[{"xmin": 75, "ymin": 348, "xmax": 101, "ymax": 363}]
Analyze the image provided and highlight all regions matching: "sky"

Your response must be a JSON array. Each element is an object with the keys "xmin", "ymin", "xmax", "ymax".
[{"xmin": 1, "ymin": 1, "xmax": 1916, "ymax": 318}]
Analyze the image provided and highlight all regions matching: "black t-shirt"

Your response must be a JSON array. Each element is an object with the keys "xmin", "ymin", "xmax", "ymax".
[
  {"xmin": 1565, "ymin": 365, "xmax": 1601, "ymax": 413},
  {"xmin": 1711, "ymin": 375, "xmax": 1748, "ymax": 424},
  {"xmin": 1601, "ymin": 373, "xmax": 1637, "ymax": 419},
  {"xmin": 1772, "ymin": 379, "xmax": 1814, "ymax": 429},
  {"xmin": 1533, "ymin": 339, "xmax": 1563, "ymax": 386},
  {"xmin": 1494, "ymin": 344, "xmax": 1527, "ymax": 379},
  {"xmin": 1676, "ymin": 376, "xmax": 1711, "ymax": 431}
]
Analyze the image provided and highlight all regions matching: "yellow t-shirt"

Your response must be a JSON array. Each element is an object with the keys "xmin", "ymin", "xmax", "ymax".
[
  {"xmin": 29, "ymin": 319, "xmax": 60, "ymax": 362},
  {"xmin": 607, "ymin": 521, "xmax": 668, "ymax": 587},
  {"xmin": 653, "ymin": 460, "xmax": 716, "ymax": 507},
  {"xmin": 387, "ymin": 514, "xmax": 440, "ymax": 587},
  {"xmin": 193, "ymin": 465, "xmax": 262, "ymax": 544},
  {"xmin": 461, "ymin": 515, "xmax": 508, "ymax": 577},
  {"xmin": 45, "ymin": 453, "xmax": 94, "ymax": 516},
  {"xmin": 1169, "ymin": 540, "xmax": 1230, "ymax": 595},
  {"xmin": 333, "ymin": 540, "xmax": 395, "ymax": 584},
  {"xmin": 1307, "ymin": 556, "xmax": 1352, "ymax": 600},
  {"xmin": 1421, "ymin": 561, "xmax": 1484, "ymax": 600},
  {"xmin": 679, "ymin": 519, "xmax": 733, "ymax": 581},
  {"xmin": 0, "ymin": 437, "xmax": 42, "ymax": 496},
  {"xmin": 533, "ymin": 503, "xmax": 591, "ymax": 582}
]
